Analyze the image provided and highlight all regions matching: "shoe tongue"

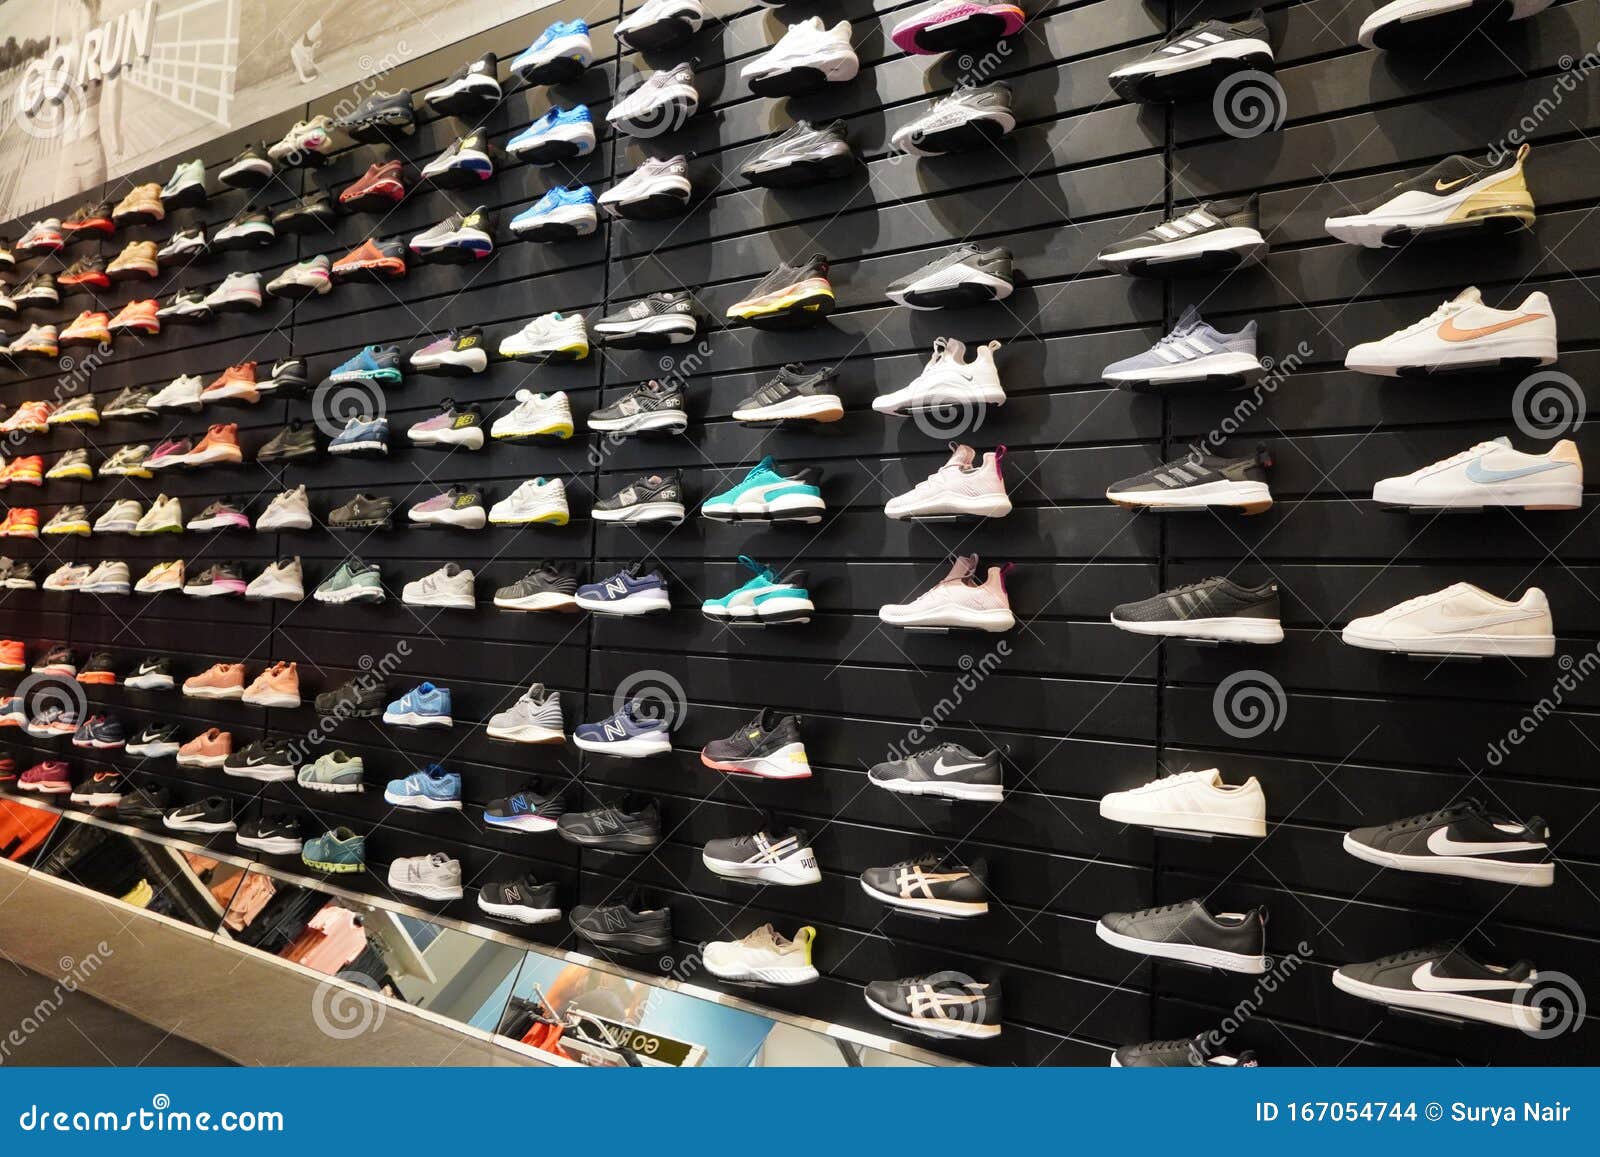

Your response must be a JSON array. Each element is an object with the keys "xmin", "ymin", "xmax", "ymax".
[
  {"xmin": 1173, "ymin": 304, "xmax": 1203, "ymax": 332},
  {"xmin": 1451, "ymin": 286, "xmax": 1483, "ymax": 307},
  {"xmin": 944, "ymin": 443, "xmax": 975, "ymax": 469},
  {"xmin": 1488, "ymin": 436, "xmax": 1512, "ymax": 449},
  {"xmin": 944, "ymin": 554, "xmax": 978, "ymax": 583}
]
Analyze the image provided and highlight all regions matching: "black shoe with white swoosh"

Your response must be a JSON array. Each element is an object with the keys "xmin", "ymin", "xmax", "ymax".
[
  {"xmin": 1343, "ymin": 799, "xmax": 1553, "ymax": 886},
  {"xmin": 224, "ymin": 738, "xmax": 299, "ymax": 782},
  {"xmin": 1108, "ymin": 9, "xmax": 1273, "ymax": 100},
  {"xmin": 1332, "ymin": 944, "xmax": 1541, "ymax": 1031},
  {"xmin": 867, "ymin": 743, "xmax": 1003, "ymax": 802}
]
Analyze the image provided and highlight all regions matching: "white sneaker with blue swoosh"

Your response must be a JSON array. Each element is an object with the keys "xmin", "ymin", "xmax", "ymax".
[{"xmin": 1373, "ymin": 437, "xmax": 1581, "ymax": 510}]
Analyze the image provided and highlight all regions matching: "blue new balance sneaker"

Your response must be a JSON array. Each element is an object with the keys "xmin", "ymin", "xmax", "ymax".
[
  {"xmin": 573, "ymin": 698, "xmax": 673, "ymax": 758},
  {"xmin": 383, "ymin": 682, "xmax": 453, "ymax": 728},
  {"xmin": 575, "ymin": 562, "xmax": 671, "ymax": 616},
  {"xmin": 702, "ymin": 555, "xmax": 814, "ymax": 624},
  {"xmin": 328, "ymin": 416, "xmax": 390, "ymax": 456},
  {"xmin": 327, "ymin": 344, "xmax": 403, "ymax": 385},
  {"xmin": 511, "ymin": 185, "xmax": 599, "ymax": 240},
  {"xmin": 1100, "ymin": 305, "xmax": 1263, "ymax": 390},
  {"xmin": 511, "ymin": 20, "xmax": 593, "ymax": 85},
  {"xmin": 383, "ymin": 764, "xmax": 462, "ymax": 811},
  {"xmin": 507, "ymin": 104, "xmax": 596, "ymax": 164},
  {"xmin": 702, "ymin": 456, "xmax": 826, "ymax": 523}
]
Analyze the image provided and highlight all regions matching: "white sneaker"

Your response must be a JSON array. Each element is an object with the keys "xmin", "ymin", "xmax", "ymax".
[
  {"xmin": 885, "ymin": 444, "xmax": 1012, "ymax": 519},
  {"xmin": 491, "ymin": 390, "xmax": 574, "ymax": 440},
  {"xmin": 1374, "ymin": 437, "xmax": 1582, "ymax": 511},
  {"xmin": 246, "ymin": 557, "xmax": 304, "ymax": 601},
  {"xmin": 617, "ymin": 0, "xmax": 705, "ymax": 49},
  {"xmin": 1099, "ymin": 769, "xmax": 1266, "ymax": 838},
  {"xmin": 497, "ymin": 312, "xmax": 589, "ymax": 361},
  {"xmin": 873, "ymin": 337, "xmax": 1005, "ymax": 414},
  {"xmin": 703, "ymin": 925, "xmax": 819, "ymax": 986},
  {"xmin": 1345, "ymin": 287, "xmax": 1557, "ymax": 376},
  {"xmin": 93, "ymin": 499, "xmax": 144, "ymax": 534},
  {"xmin": 257, "ymin": 486, "xmax": 313, "ymax": 531},
  {"xmin": 741, "ymin": 17, "xmax": 858, "ymax": 94},
  {"xmin": 134, "ymin": 495, "xmax": 183, "ymax": 535},
  {"xmin": 1342, "ymin": 582, "xmax": 1555, "ymax": 657},
  {"xmin": 388, "ymin": 852, "xmax": 464, "ymax": 901},
  {"xmin": 607, "ymin": 63, "xmax": 698, "ymax": 135},
  {"xmin": 43, "ymin": 563, "xmax": 90, "ymax": 591},
  {"xmin": 488, "ymin": 477, "xmax": 570, "ymax": 524},
  {"xmin": 148, "ymin": 373, "xmax": 204, "ymax": 411},
  {"xmin": 267, "ymin": 115, "xmax": 336, "ymax": 161},
  {"xmin": 598, "ymin": 156, "xmax": 691, "ymax": 218},
  {"xmin": 203, "ymin": 271, "xmax": 262, "ymax": 311},
  {"xmin": 267, "ymin": 255, "xmax": 332, "ymax": 297},
  {"xmin": 80, "ymin": 560, "xmax": 131, "ymax": 595},
  {"xmin": 402, "ymin": 563, "xmax": 476, "ymax": 609}
]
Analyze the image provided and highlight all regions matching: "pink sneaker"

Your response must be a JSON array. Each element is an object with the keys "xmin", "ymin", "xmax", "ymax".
[
  {"xmin": 879, "ymin": 554, "xmax": 1015, "ymax": 632},
  {"xmin": 19, "ymin": 760, "xmax": 72, "ymax": 793},
  {"xmin": 886, "ymin": 444, "xmax": 1012, "ymax": 520},
  {"xmin": 890, "ymin": 2, "xmax": 1026, "ymax": 55},
  {"xmin": 147, "ymin": 437, "xmax": 193, "ymax": 470}
]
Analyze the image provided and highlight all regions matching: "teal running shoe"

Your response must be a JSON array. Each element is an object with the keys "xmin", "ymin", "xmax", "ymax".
[
  {"xmin": 701, "ymin": 456, "xmax": 825, "ymax": 523},
  {"xmin": 302, "ymin": 827, "xmax": 366, "ymax": 873},
  {"xmin": 702, "ymin": 555, "xmax": 814, "ymax": 624},
  {"xmin": 327, "ymin": 344, "xmax": 403, "ymax": 386}
]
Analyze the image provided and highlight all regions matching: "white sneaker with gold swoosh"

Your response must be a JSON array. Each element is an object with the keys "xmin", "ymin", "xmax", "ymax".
[
  {"xmin": 1326, "ymin": 144, "xmax": 1535, "ymax": 247},
  {"xmin": 1345, "ymin": 286, "xmax": 1557, "ymax": 376},
  {"xmin": 1341, "ymin": 582, "xmax": 1554, "ymax": 658}
]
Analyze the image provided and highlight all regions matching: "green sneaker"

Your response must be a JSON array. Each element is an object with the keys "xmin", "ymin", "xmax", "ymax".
[
  {"xmin": 301, "ymin": 827, "xmax": 366, "ymax": 873},
  {"xmin": 297, "ymin": 750, "xmax": 365, "ymax": 793},
  {"xmin": 313, "ymin": 558, "xmax": 384, "ymax": 604}
]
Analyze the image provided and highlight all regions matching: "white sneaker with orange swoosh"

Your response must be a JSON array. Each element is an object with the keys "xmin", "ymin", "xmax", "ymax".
[{"xmin": 1344, "ymin": 286, "xmax": 1556, "ymax": 376}]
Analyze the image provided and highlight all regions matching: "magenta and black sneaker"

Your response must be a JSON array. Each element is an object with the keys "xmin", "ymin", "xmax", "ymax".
[
  {"xmin": 183, "ymin": 562, "xmax": 247, "ymax": 597},
  {"xmin": 187, "ymin": 498, "xmax": 251, "ymax": 532},
  {"xmin": 19, "ymin": 760, "xmax": 72, "ymax": 794},
  {"xmin": 146, "ymin": 437, "xmax": 194, "ymax": 471}
]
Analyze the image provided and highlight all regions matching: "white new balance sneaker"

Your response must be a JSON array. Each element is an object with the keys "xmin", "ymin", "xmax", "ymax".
[
  {"xmin": 1345, "ymin": 287, "xmax": 1557, "ymax": 376},
  {"xmin": 490, "ymin": 391, "xmax": 574, "ymax": 440},
  {"xmin": 497, "ymin": 312, "xmax": 589, "ymax": 361},
  {"xmin": 872, "ymin": 337, "xmax": 1005, "ymax": 414},
  {"xmin": 402, "ymin": 563, "xmax": 476, "ymax": 609},
  {"xmin": 1099, "ymin": 769, "xmax": 1267, "ymax": 838},
  {"xmin": 1373, "ymin": 438, "xmax": 1582, "ymax": 511},
  {"xmin": 1342, "ymin": 582, "xmax": 1555, "ymax": 658},
  {"xmin": 488, "ymin": 477, "xmax": 570, "ymax": 525}
]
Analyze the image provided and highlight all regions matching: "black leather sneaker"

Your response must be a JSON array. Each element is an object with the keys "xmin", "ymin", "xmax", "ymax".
[{"xmin": 569, "ymin": 890, "xmax": 672, "ymax": 953}]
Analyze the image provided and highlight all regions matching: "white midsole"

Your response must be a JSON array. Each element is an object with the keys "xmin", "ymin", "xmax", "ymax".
[
  {"xmin": 733, "ymin": 394, "xmax": 843, "ymax": 421},
  {"xmin": 594, "ymin": 315, "xmax": 698, "ymax": 337},
  {"xmin": 477, "ymin": 898, "xmax": 560, "ymax": 923},
  {"xmin": 869, "ymin": 774, "xmax": 1003, "ymax": 802},
  {"xmin": 1346, "ymin": 335, "xmax": 1557, "ymax": 375},
  {"xmin": 703, "ymin": 494, "xmax": 825, "ymax": 519},
  {"xmin": 863, "ymin": 993, "xmax": 1001, "ymax": 1039},
  {"xmin": 859, "ymin": 877, "xmax": 988, "ymax": 916},
  {"xmin": 390, "ymin": 878, "xmax": 464, "ymax": 902},
  {"xmin": 886, "ymin": 491, "xmax": 1013, "ymax": 519},
  {"xmin": 1331, "ymin": 968, "xmax": 1539, "ymax": 1030},
  {"xmin": 410, "ymin": 508, "xmax": 487, "ymax": 529},
  {"xmin": 890, "ymin": 266, "xmax": 1013, "ymax": 308},
  {"xmin": 872, "ymin": 383, "xmax": 1006, "ymax": 413},
  {"xmin": 299, "ymin": 778, "xmax": 364, "ymax": 793},
  {"xmin": 572, "ymin": 734, "xmax": 670, "ymax": 757},
  {"xmin": 383, "ymin": 710, "xmax": 452, "ymax": 727},
  {"xmin": 1373, "ymin": 480, "xmax": 1580, "ymax": 509},
  {"xmin": 1341, "ymin": 832, "xmax": 1553, "ymax": 886},
  {"xmin": 575, "ymin": 591, "xmax": 671, "ymax": 615},
  {"xmin": 1107, "ymin": 479, "xmax": 1271, "ymax": 508},
  {"xmin": 704, "ymin": 961, "xmax": 819, "ymax": 985},
  {"xmin": 494, "ymin": 592, "xmax": 578, "ymax": 611},
  {"xmin": 1099, "ymin": 798, "xmax": 1267, "ymax": 836},
  {"xmin": 1341, "ymin": 626, "xmax": 1555, "ymax": 657},
  {"xmin": 226, "ymin": 764, "xmax": 295, "ymax": 782},
  {"xmin": 587, "ymin": 410, "xmax": 688, "ymax": 433},
  {"xmin": 513, "ymin": 204, "xmax": 597, "ymax": 233},
  {"xmin": 879, "ymin": 604, "xmax": 1015, "ymax": 632},
  {"xmin": 701, "ymin": 852, "xmax": 820, "ymax": 885},
  {"xmin": 1096, "ymin": 921, "xmax": 1268, "ymax": 974},
  {"xmin": 236, "ymin": 834, "xmax": 303, "ymax": 854},
  {"xmin": 241, "ymin": 692, "xmax": 300, "ymax": 708},
  {"xmin": 1110, "ymin": 614, "xmax": 1284, "ymax": 644},
  {"xmin": 486, "ymin": 723, "xmax": 565, "ymax": 743},
  {"xmin": 594, "ymin": 501, "xmax": 685, "ymax": 523},
  {"xmin": 1105, "ymin": 351, "xmax": 1263, "ymax": 384},
  {"xmin": 704, "ymin": 595, "xmax": 814, "ymax": 620},
  {"xmin": 383, "ymin": 788, "xmax": 461, "ymax": 810},
  {"xmin": 403, "ymin": 592, "xmax": 475, "ymax": 609}
]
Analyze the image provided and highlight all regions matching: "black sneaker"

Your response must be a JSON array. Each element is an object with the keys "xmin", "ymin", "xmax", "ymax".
[
  {"xmin": 569, "ymin": 890, "xmax": 672, "ymax": 953},
  {"xmin": 113, "ymin": 782, "xmax": 171, "ymax": 823},
  {"xmin": 593, "ymin": 291, "xmax": 699, "ymax": 349},
  {"xmin": 125, "ymin": 657, "xmax": 174, "ymax": 691},
  {"xmin": 224, "ymin": 738, "xmax": 298, "ymax": 782},
  {"xmin": 77, "ymin": 651, "xmax": 118, "ymax": 684},
  {"xmin": 864, "ymin": 973, "xmax": 1002, "ymax": 1040},
  {"xmin": 1105, "ymin": 447, "xmax": 1273, "ymax": 513},
  {"xmin": 1108, "ymin": 8, "xmax": 1273, "ymax": 99},
  {"xmin": 73, "ymin": 714, "xmax": 126, "ymax": 749},
  {"xmin": 867, "ymin": 743, "xmax": 1003, "ymax": 802},
  {"xmin": 213, "ymin": 208, "xmax": 275, "ymax": 251},
  {"xmin": 187, "ymin": 498, "xmax": 250, "ymax": 532},
  {"xmin": 337, "ymin": 89, "xmax": 416, "ymax": 142},
  {"xmin": 260, "ymin": 357, "xmax": 309, "ymax": 396},
  {"xmin": 155, "ymin": 288, "xmax": 212, "ymax": 323},
  {"xmin": 272, "ymin": 191, "xmax": 338, "ymax": 234},
  {"xmin": 104, "ymin": 386, "xmax": 158, "ymax": 418},
  {"xmin": 314, "ymin": 675, "xmax": 387, "ymax": 718},
  {"xmin": 587, "ymin": 379, "xmax": 688, "ymax": 436},
  {"xmin": 740, "ymin": 120, "xmax": 856, "ymax": 187},
  {"xmin": 1332, "ymin": 943, "xmax": 1539, "ymax": 1030},
  {"xmin": 1098, "ymin": 195, "xmax": 1268, "ymax": 275},
  {"xmin": 164, "ymin": 795, "xmax": 236, "ymax": 833},
  {"xmin": 732, "ymin": 363, "xmax": 844, "ymax": 424},
  {"xmin": 184, "ymin": 562, "xmax": 246, "ymax": 597},
  {"xmin": 1344, "ymin": 799, "xmax": 1553, "ymax": 887},
  {"xmin": 31, "ymin": 644, "xmax": 76, "ymax": 676},
  {"xmin": 483, "ymin": 781, "xmax": 568, "ymax": 833},
  {"xmin": 1097, "ymin": 898, "xmax": 1269, "ymax": 973},
  {"xmin": 236, "ymin": 812, "xmax": 304, "ymax": 855},
  {"xmin": 700, "ymin": 709, "xmax": 811, "ymax": 780},
  {"xmin": 493, "ymin": 561, "xmax": 580, "ymax": 611},
  {"xmin": 592, "ymin": 471, "xmax": 686, "ymax": 525},
  {"xmin": 861, "ymin": 853, "xmax": 989, "ymax": 918},
  {"xmin": 257, "ymin": 421, "xmax": 320, "ymax": 463},
  {"xmin": 1113, "ymin": 1036, "xmax": 1259, "ymax": 1068},
  {"xmin": 69, "ymin": 769, "xmax": 128, "ymax": 807},
  {"xmin": 328, "ymin": 493, "xmax": 394, "ymax": 530},
  {"xmin": 556, "ymin": 795, "xmax": 662, "ymax": 852},
  {"xmin": 426, "ymin": 53, "xmax": 501, "ymax": 117},
  {"xmin": 702, "ymin": 817, "xmax": 820, "ymax": 885},
  {"xmin": 220, "ymin": 141, "xmax": 275, "ymax": 188},
  {"xmin": 156, "ymin": 229, "xmax": 209, "ymax": 265},
  {"xmin": 477, "ymin": 872, "xmax": 560, "ymax": 924},
  {"xmin": 886, "ymin": 243, "xmax": 1014, "ymax": 309},
  {"xmin": 126, "ymin": 722, "xmax": 182, "ymax": 757},
  {"xmin": 1110, "ymin": 577, "xmax": 1283, "ymax": 644}
]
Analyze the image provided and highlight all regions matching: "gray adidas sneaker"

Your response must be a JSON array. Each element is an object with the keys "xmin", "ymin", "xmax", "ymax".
[{"xmin": 1101, "ymin": 305, "xmax": 1263, "ymax": 390}]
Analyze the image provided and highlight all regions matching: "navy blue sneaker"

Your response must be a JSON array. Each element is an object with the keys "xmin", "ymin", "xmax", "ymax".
[
  {"xmin": 574, "ymin": 562, "xmax": 671, "ymax": 617},
  {"xmin": 573, "ymin": 698, "xmax": 673, "ymax": 757},
  {"xmin": 329, "ymin": 416, "xmax": 390, "ymax": 456},
  {"xmin": 72, "ymin": 714, "xmax": 126, "ymax": 749}
]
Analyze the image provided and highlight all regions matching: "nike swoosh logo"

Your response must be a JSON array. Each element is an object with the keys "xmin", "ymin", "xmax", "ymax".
[
  {"xmin": 1426, "ymin": 828, "xmax": 1546, "ymax": 857},
  {"xmin": 1437, "ymin": 314, "xmax": 1542, "ymax": 342},
  {"xmin": 933, "ymin": 758, "xmax": 985, "ymax": 775},
  {"xmin": 1464, "ymin": 459, "xmax": 1561, "ymax": 483},
  {"xmin": 1434, "ymin": 174, "xmax": 1476, "ymax": 192},
  {"xmin": 1411, "ymin": 961, "xmax": 1525, "ymax": 992}
]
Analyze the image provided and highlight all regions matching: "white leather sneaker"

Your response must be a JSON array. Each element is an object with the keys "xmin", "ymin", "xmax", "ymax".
[
  {"xmin": 1345, "ymin": 287, "xmax": 1557, "ymax": 376},
  {"xmin": 1100, "ymin": 769, "xmax": 1267, "ymax": 837},
  {"xmin": 1373, "ymin": 437, "xmax": 1581, "ymax": 511},
  {"xmin": 1342, "ymin": 582, "xmax": 1555, "ymax": 657}
]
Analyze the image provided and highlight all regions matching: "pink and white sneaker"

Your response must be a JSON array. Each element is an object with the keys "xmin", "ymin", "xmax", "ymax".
[
  {"xmin": 879, "ymin": 554, "xmax": 1015, "ymax": 632},
  {"xmin": 19, "ymin": 760, "xmax": 72, "ymax": 793},
  {"xmin": 890, "ymin": 1, "xmax": 1026, "ymax": 55},
  {"xmin": 886, "ymin": 443, "xmax": 1012, "ymax": 520}
]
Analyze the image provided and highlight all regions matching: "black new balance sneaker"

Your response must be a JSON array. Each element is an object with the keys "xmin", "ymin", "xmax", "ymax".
[
  {"xmin": 478, "ymin": 872, "xmax": 561, "ymax": 924},
  {"xmin": 314, "ymin": 675, "xmax": 387, "ymax": 718},
  {"xmin": 1112, "ymin": 1036, "xmax": 1259, "ymax": 1068},
  {"xmin": 593, "ymin": 291, "xmax": 699, "ymax": 348},
  {"xmin": 1108, "ymin": 8, "xmax": 1273, "ymax": 99},
  {"xmin": 328, "ymin": 493, "xmax": 394, "ymax": 530},
  {"xmin": 867, "ymin": 743, "xmax": 1003, "ymax": 802},
  {"xmin": 493, "ymin": 561, "xmax": 581, "ymax": 611},
  {"xmin": 483, "ymin": 781, "xmax": 568, "ymax": 833},
  {"xmin": 224, "ymin": 738, "xmax": 298, "ymax": 782},
  {"xmin": 570, "ymin": 890, "xmax": 673, "ymax": 953},
  {"xmin": 860, "ymin": 853, "xmax": 989, "ymax": 917},
  {"xmin": 1105, "ymin": 447, "xmax": 1273, "ymax": 513},
  {"xmin": 1098, "ymin": 195, "xmax": 1269, "ymax": 275},
  {"xmin": 732, "ymin": 363, "xmax": 844, "ymax": 424},
  {"xmin": 1111, "ymin": 577, "xmax": 1283, "ymax": 644},
  {"xmin": 556, "ymin": 795, "xmax": 662, "ymax": 852},
  {"xmin": 592, "ymin": 471, "xmax": 686, "ymax": 525},
  {"xmin": 587, "ymin": 379, "xmax": 689, "ymax": 436},
  {"xmin": 864, "ymin": 973, "xmax": 1002, "ymax": 1039},
  {"xmin": 702, "ymin": 818, "xmax": 821, "ymax": 885},
  {"xmin": 1343, "ymin": 799, "xmax": 1553, "ymax": 886},
  {"xmin": 1097, "ymin": 898, "xmax": 1269, "ymax": 974},
  {"xmin": 1333, "ymin": 943, "xmax": 1540, "ymax": 1030},
  {"xmin": 236, "ymin": 812, "xmax": 305, "ymax": 855},
  {"xmin": 700, "ymin": 709, "xmax": 812, "ymax": 780}
]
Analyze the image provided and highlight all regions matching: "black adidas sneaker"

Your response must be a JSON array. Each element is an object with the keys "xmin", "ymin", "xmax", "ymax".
[
  {"xmin": 732, "ymin": 364, "xmax": 844, "ymax": 424},
  {"xmin": 1098, "ymin": 195, "xmax": 1268, "ymax": 275},
  {"xmin": 1110, "ymin": 577, "xmax": 1283, "ymax": 644},
  {"xmin": 1109, "ymin": 9, "xmax": 1273, "ymax": 99},
  {"xmin": 1343, "ymin": 799, "xmax": 1552, "ymax": 886},
  {"xmin": 1105, "ymin": 447, "xmax": 1273, "ymax": 513}
]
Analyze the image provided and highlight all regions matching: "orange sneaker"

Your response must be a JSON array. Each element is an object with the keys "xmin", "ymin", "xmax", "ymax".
[
  {"xmin": 109, "ymin": 299, "xmax": 160, "ymax": 335},
  {"xmin": 185, "ymin": 423, "xmax": 243, "ymax": 466},
  {"xmin": 331, "ymin": 238, "xmax": 407, "ymax": 283},
  {"xmin": 107, "ymin": 240, "xmax": 159, "ymax": 279},
  {"xmin": 183, "ymin": 662, "xmax": 246, "ymax": 700},
  {"xmin": 242, "ymin": 661, "xmax": 300, "ymax": 707},
  {"xmin": 0, "ymin": 640, "xmax": 23, "ymax": 671},
  {"xmin": 4, "ymin": 401, "xmax": 54, "ymax": 434},
  {"xmin": 177, "ymin": 727, "xmax": 232, "ymax": 767},
  {"xmin": 201, "ymin": 363, "xmax": 259, "ymax": 405},
  {"xmin": 4, "ymin": 456, "xmax": 43, "ymax": 486},
  {"xmin": 0, "ymin": 508, "xmax": 39, "ymax": 538},
  {"xmin": 60, "ymin": 310, "xmax": 111, "ymax": 346}
]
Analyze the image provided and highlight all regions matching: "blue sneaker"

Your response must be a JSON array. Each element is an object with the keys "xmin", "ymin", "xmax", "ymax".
[
  {"xmin": 701, "ymin": 456, "xmax": 825, "ymax": 523},
  {"xmin": 511, "ymin": 20, "xmax": 593, "ymax": 85},
  {"xmin": 383, "ymin": 764, "xmax": 462, "ymax": 811},
  {"xmin": 702, "ymin": 555, "xmax": 814, "ymax": 625},
  {"xmin": 1100, "ymin": 305, "xmax": 1262, "ymax": 390},
  {"xmin": 302, "ymin": 827, "xmax": 366, "ymax": 873},
  {"xmin": 507, "ymin": 105, "xmax": 596, "ymax": 164},
  {"xmin": 484, "ymin": 781, "xmax": 568, "ymax": 832},
  {"xmin": 329, "ymin": 415, "xmax": 390, "ymax": 456},
  {"xmin": 573, "ymin": 698, "xmax": 672, "ymax": 758},
  {"xmin": 327, "ymin": 344, "xmax": 403, "ymax": 385},
  {"xmin": 511, "ymin": 185, "xmax": 598, "ymax": 240},
  {"xmin": 383, "ymin": 682, "xmax": 453, "ymax": 728},
  {"xmin": 575, "ymin": 562, "xmax": 671, "ymax": 616}
]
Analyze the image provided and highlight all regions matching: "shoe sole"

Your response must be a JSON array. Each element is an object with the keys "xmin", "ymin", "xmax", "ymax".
[
  {"xmin": 571, "ymin": 927, "xmax": 671, "ymax": 954},
  {"xmin": 1109, "ymin": 614, "xmax": 1283, "ymax": 645},
  {"xmin": 1341, "ymin": 831, "xmax": 1553, "ymax": 886},
  {"xmin": 1095, "ymin": 920, "xmax": 1268, "ymax": 973},
  {"xmin": 860, "ymin": 877, "xmax": 988, "ymax": 917},
  {"xmin": 478, "ymin": 899, "xmax": 561, "ymax": 924},
  {"xmin": 702, "ymin": 852, "xmax": 820, "ymax": 885}
]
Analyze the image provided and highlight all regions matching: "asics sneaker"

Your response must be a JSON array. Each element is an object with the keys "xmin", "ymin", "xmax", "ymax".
[{"xmin": 861, "ymin": 852, "xmax": 990, "ymax": 917}]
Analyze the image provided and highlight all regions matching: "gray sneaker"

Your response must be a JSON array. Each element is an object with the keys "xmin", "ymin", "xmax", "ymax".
[
  {"xmin": 740, "ymin": 120, "xmax": 856, "ymax": 187},
  {"xmin": 886, "ymin": 243, "xmax": 1014, "ymax": 309},
  {"xmin": 1101, "ymin": 305, "xmax": 1263, "ymax": 390},
  {"xmin": 313, "ymin": 559, "xmax": 384, "ymax": 604},
  {"xmin": 890, "ymin": 81, "xmax": 1015, "ymax": 156},
  {"xmin": 298, "ymin": 750, "xmax": 365, "ymax": 793},
  {"xmin": 388, "ymin": 852, "xmax": 464, "ymax": 901},
  {"xmin": 487, "ymin": 683, "xmax": 565, "ymax": 743}
]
